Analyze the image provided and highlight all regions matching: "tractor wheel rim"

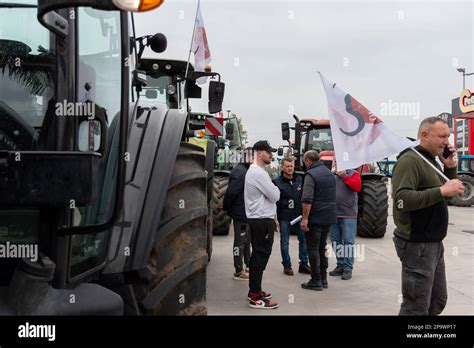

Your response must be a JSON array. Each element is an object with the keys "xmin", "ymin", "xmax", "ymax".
[{"xmin": 461, "ymin": 182, "xmax": 473, "ymax": 201}]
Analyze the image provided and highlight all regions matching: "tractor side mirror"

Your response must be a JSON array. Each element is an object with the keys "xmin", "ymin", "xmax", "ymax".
[
  {"xmin": 208, "ymin": 81, "xmax": 225, "ymax": 114},
  {"xmin": 281, "ymin": 122, "xmax": 290, "ymax": 141},
  {"xmin": 78, "ymin": 120, "xmax": 102, "ymax": 152},
  {"xmin": 277, "ymin": 147, "xmax": 284, "ymax": 157},
  {"xmin": 149, "ymin": 33, "xmax": 167, "ymax": 53},
  {"xmin": 77, "ymin": 102, "xmax": 108, "ymax": 155}
]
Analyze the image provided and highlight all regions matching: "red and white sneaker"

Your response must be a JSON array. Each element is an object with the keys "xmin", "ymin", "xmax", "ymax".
[
  {"xmin": 249, "ymin": 294, "xmax": 278, "ymax": 310},
  {"xmin": 247, "ymin": 290, "xmax": 272, "ymax": 300}
]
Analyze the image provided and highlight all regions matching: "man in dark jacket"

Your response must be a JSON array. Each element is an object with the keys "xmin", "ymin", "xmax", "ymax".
[
  {"xmin": 300, "ymin": 150, "xmax": 336, "ymax": 291},
  {"xmin": 392, "ymin": 117, "xmax": 464, "ymax": 315},
  {"xmin": 273, "ymin": 157, "xmax": 310, "ymax": 276},
  {"xmin": 223, "ymin": 148, "xmax": 253, "ymax": 280}
]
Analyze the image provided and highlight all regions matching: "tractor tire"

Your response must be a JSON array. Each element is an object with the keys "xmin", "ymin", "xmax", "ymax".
[
  {"xmin": 206, "ymin": 201, "xmax": 213, "ymax": 261},
  {"xmin": 212, "ymin": 175, "xmax": 231, "ymax": 236},
  {"xmin": 450, "ymin": 174, "xmax": 474, "ymax": 207},
  {"xmin": 357, "ymin": 179, "xmax": 388, "ymax": 238},
  {"xmin": 132, "ymin": 143, "xmax": 208, "ymax": 315},
  {"xmin": 205, "ymin": 141, "xmax": 215, "ymax": 260}
]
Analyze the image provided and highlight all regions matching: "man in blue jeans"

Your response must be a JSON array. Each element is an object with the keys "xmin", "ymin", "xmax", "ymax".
[
  {"xmin": 329, "ymin": 159, "xmax": 361, "ymax": 280},
  {"xmin": 273, "ymin": 158, "xmax": 311, "ymax": 276}
]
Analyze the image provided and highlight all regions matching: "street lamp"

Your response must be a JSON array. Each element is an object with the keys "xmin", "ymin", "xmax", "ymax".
[{"xmin": 456, "ymin": 67, "xmax": 474, "ymax": 89}]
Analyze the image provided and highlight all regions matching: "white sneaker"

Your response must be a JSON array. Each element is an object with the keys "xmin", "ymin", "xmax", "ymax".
[{"xmin": 249, "ymin": 295, "xmax": 279, "ymax": 309}]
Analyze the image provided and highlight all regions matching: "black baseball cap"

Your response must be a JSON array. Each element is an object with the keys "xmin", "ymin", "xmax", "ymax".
[{"xmin": 253, "ymin": 140, "xmax": 277, "ymax": 153}]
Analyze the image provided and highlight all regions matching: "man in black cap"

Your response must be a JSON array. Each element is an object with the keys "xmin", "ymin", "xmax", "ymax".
[{"xmin": 244, "ymin": 140, "xmax": 280, "ymax": 309}]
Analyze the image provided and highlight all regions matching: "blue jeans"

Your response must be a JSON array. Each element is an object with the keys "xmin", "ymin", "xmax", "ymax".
[
  {"xmin": 279, "ymin": 220, "xmax": 309, "ymax": 267},
  {"xmin": 330, "ymin": 218, "xmax": 357, "ymax": 272}
]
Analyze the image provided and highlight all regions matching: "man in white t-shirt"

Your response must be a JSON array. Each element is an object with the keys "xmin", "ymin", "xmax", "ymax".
[{"xmin": 244, "ymin": 140, "xmax": 280, "ymax": 309}]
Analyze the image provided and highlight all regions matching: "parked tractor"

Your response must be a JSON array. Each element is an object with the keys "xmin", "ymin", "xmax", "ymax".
[
  {"xmin": 281, "ymin": 115, "xmax": 388, "ymax": 238},
  {"xmin": 0, "ymin": 0, "xmax": 225, "ymax": 315},
  {"xmin": 450, "ymin": 155, "xmax": 474, "ymax": 207},
  {"xmin": 188, "ymin": 112, "xmax": 244, "ymax": 236}
]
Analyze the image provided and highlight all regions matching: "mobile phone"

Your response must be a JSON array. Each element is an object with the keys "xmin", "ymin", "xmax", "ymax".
[{"xmin": 442, "ymin": 146, "xmax": 453, "ymax": 159}]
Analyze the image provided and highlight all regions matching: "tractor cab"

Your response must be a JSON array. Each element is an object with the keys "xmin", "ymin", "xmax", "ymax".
[
  {"xmin": 137, "ymin": 57, "xmax": 225, "ymax": 116},
  {"xmin": 458, "ymin": 154, "xmax": 474, "ymax": 173},
  {"xmin": 281, "ymin": 116, "xmax": 334, "ymax": 170},
  {"xmin": 299, "ymin": 118, "xmax": 334, "ymax": 169},
  {"xmin": 136, "ymin": 58, "xmax": 189, "ymax": 109},
  {"xmin": 0, "ymin": 1, "xmax": 136, "ymax": 292}
]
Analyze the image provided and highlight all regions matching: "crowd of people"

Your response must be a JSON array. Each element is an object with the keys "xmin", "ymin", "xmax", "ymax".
[
  {"xmin": 223, "ymin": 140, "xmax": 361, "ymax": 309},
  {"xmin": 222, "ymin": 117, "xmax": 462, "ymax": 314}
]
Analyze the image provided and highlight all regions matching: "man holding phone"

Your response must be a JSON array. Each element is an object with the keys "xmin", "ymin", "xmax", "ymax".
[{"xmin": 392, "ymin": 117, "xmax": 464, "ymax": 315}]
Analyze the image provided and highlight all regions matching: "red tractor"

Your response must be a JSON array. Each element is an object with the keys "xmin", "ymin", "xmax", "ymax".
[{"xmin": 280, "ymin": 115, "xmax": 388, "ymax": 238}]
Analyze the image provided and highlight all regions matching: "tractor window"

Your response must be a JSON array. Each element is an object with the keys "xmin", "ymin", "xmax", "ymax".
[
  {"xmin": 77, "ymin": 7, "xmax": 121, "ymax": 122},
  {"xmin": 0, "ymin": 1, "xmax": 55, "ymax": 148},
  {"xmin": 0, "ymin": 1, "xmax": 53, "ymax": 246},
  {"xmin": 68, "ymin": 8, "xmax": 123, "ymax": 279},
  {"xmin": 138, "ymin": 73, "xmax": 179, "ymax": 108},
  {"xmin": 307, "ymin": 128, "xmax": 333, "ymax": 152},
  {"xmin": 459, "ymin": 157, "xmax": 474, "ymax": 172},
  {"xmin": 139, "ymin": 75, "xmax": 171, "ymax": 104}
]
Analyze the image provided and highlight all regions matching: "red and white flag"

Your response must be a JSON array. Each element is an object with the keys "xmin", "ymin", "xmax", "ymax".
[
  {"xmin": 192, "ymin": 3, "xmax": 211, "ymax": 84},
  {"xmin": 319, "ymin": 72, "xmax": 415, "ymax": 171}
]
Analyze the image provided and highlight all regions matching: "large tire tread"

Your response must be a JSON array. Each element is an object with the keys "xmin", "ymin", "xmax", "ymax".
[
  {"xmin": 131, "ymin": 142, "xmax": 208, "ymax": 315},
  {"xmin": 212, "ymin": 175, "xmax": 231, "ymax": 236},
  {"xmin": 450, "ymin": 174, "xmax": 474, "ymax": 207},
  {"xmin": 357, "ymin": 179, "xmax": 388, "ymax": 238}
]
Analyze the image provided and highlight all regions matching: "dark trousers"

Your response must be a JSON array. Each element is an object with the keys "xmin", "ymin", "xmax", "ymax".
[
  {"xmin": 233, "ymin": 219, "xmax": 251, "ymax": 272},
  {"xmin": 248, "ymin": 218, "xmax": 275, "ymax": 294},
  {"xmin": 393, "ymin": 235, "xmax": 447, "ymax": 315},
  {"xmin": 305, "ymin": 224, "xmax": 330, "ymax": 281}
]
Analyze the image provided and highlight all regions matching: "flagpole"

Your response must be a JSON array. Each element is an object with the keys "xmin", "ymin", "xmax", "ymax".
[
  {"xmin": 409, "ymin": 147, "xmax": 450, "ymax": 182},
  {"xmin": 185, "ymin": 0, "xmax": 200, "ymax": 81}
]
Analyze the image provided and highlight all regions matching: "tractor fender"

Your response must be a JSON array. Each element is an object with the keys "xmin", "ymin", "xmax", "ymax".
[
  {"xmin": 457, "ymin": 171, "xmax": 474, "ymax": 177},
  {"xmin": 103, "ymin": 102, "xmax": 188, "ymax": 273},
  {"xmin": 214, "ymin": 170, "xmax": 230, "ymax": 177},
  {"xmin": 360, "ymin": 173, "xmax": 386, "ymax": 181}
]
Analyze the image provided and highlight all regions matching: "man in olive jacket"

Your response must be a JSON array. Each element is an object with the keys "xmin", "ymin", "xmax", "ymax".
[{"xmin": 392, "ymin": 117, "xmax": 464, "ymax": 315}]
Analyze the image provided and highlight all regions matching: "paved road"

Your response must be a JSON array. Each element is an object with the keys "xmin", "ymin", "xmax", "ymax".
[{"xmin": 207, "ymin": 206, "xmax": 473, "ymax": 315}]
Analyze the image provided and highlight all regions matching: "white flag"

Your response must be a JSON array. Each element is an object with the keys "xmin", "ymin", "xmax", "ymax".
[
  {"xmin": 192, "ymin": 4, "xmax": 211, "ymax": 84},
  {"xmin": 319, "ymin": 72, "xmax": 416, "ymax": 171}
]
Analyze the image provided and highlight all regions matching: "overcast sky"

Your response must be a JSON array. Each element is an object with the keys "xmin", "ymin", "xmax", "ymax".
[{"xmin": 135, "ymin": 0, "xmax": 473, "ymax": 148}]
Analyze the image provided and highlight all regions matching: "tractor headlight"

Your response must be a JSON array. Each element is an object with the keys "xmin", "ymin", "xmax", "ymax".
[
  {"xmin": 112, "ymin": 0, "xmax": 164, "ymax": 12},
  {"xmin": 166, "ymin": 84, "xmax": 176, "ymax": 95}
]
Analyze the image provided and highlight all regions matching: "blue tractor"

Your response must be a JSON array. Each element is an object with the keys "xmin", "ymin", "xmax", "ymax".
[{"xmin": 451, "ymin": 155, "xmax": 474, "ymax": 207}]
